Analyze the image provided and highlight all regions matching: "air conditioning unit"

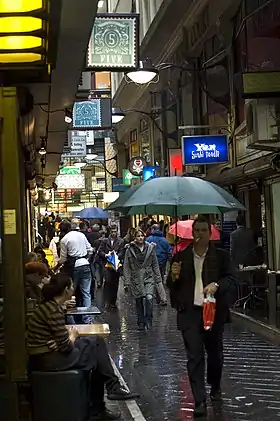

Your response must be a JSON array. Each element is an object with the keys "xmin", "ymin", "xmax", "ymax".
[
  {"xmin": 78, "ymin": 72, "xmax": 91, "ymax": 91},
  {"xmin": 245, "ymin": 99, "xmax": 279, "ymax": 147}
]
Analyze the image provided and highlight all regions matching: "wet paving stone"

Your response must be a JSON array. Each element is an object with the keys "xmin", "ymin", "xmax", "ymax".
[{"xmin": 96, "ymin": 289, "xmax": 280, "ymax": 420}]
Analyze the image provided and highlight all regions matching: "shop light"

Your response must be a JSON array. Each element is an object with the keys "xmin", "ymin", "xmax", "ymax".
[
  {"xmin": 125, "ymin": 60, "xmax": 158, "ymax": 85},
  {"xmin": 73, "ymin": 162, "xmax": 87, "ymax": 168},
  {"xmin": 0, "ymin": 0, "xmax": 48, "ymax": 66},
  {"xmin": 86, "ymin": 154, "xmax": 98, "ymax": 160},
  {"xmin": 64, "ymin": 108, "xmax": 72, "ymax": 124},
  {"xmin": 0, "ymin": 0, "xmax": 43, "ymax": 13}
]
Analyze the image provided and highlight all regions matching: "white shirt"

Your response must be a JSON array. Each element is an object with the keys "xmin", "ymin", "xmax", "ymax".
[
  {"xmin": 59, "ymin": 231, "xmax": 93, "ymax": 268},
  {"xmin": 193, "ymin": 249, "xmax": 207, "ymax": 306}
]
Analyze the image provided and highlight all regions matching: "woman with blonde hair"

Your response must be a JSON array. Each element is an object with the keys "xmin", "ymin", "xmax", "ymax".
[{"xmin": 123, "ymin": 228, "xmax": 162, "ymax": 330}]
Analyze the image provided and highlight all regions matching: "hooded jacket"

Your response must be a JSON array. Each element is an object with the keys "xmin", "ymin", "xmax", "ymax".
[{"xmin": 146, "ymin": 230, "xmax": 172, "ymax": 266}]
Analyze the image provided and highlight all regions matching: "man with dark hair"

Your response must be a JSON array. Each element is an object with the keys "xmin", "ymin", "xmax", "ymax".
[
  {"xmin": 98, "ymin": 225, "xmax": 124, "ymax": 309},
  {"xmin": 58, "ymin": 220, "xmax": 93, "ymax": 323},
  {"xmin": 230, "ymin": 213, "xmax": 256, "ymax": 267},
  {"xmin": 168, "ymin": 217, "xmax": 237, "ymax": 417}
]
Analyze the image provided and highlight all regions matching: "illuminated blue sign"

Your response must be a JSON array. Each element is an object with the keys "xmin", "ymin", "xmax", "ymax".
[
  {"xmin": 143, "ymin": 166, "xmax": 160, "ymax": 182},
  {"xmin": 181, "ymin": 135, "xmax": 228, "ymax": 165}
]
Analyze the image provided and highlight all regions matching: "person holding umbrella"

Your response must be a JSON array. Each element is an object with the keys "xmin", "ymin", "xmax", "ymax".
[
  {"xmin": 167, "ymin": 217, "xmax": 237, "ymax": 417},
  {"xmin": 123, "ymin": 229, "xmax": 162, "ymax": 330},
  {"xmin": 98, "ymin": 224, "xmax": 125, "ymax": 310}
]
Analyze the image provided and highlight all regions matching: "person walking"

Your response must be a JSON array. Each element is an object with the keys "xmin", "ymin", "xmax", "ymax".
[
  {"xmin": 230, "ymin": 213, "xmax": 256, "ymax": 267},
  {"xmin": 146, "ymin": 224, "xmax": 171, "ymax": 305},
  {"xmin": 167, "ymin": 217, "xmax": 237, "ymax": 417},
  {"xmin": 58, "ymin": 220, "xmax": 93, "ymax": 323},
  {"xmin": 123, "ymin": 229, "xmax": 162, "ymax": 330},
  {"xmin": 98, "ymin": 225, "xmax": 124, "ymax": 310}
]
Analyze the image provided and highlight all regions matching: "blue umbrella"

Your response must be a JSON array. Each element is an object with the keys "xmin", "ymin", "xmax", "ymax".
[{"xmin": 76, "ymin": 207, "xmax": 109, "ymax": 219}]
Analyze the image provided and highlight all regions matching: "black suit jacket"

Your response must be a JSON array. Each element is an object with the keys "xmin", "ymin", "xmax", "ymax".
[
  {"xmin": 167, "ymin": 244, "xmax": 237, "ymax": 331},
  {"xmin": 98, "ymin": 236, "xmax": 125, "ymax": 262}
]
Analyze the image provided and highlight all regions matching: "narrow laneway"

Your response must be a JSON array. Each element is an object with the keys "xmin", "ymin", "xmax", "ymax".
[{"xmin": 97, "ymin": 288, "xmax": 280, "ymax": 421}]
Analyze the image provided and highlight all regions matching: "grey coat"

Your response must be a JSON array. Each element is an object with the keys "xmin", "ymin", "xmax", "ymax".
[{"xmin": 123, "ymin": 242, "xmax": 162, "ymax": 298}]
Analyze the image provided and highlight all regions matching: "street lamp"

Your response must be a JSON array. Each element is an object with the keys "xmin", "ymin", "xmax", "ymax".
[
  {"xmin": 125, "ymin": 58, "xmax": 195, "ymax": 85},
  {"xmin": 125, "ymin": 59, "xmax": 159, "ymax": 84}
]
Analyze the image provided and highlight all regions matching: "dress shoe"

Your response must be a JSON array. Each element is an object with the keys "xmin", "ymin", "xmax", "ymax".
[
  {"xmin": 107, "ymin": 386, "xmax": 140, "ymax": 401},
  {"xmin": 194, "ymin": 402, "xmax": 207, "ymax": 417},
  {"xmin": 91, "ymin": 408, "xmax": 121, "ymax": 420},
  {"xmin": 210, "ymin": 387, "xmax": 222, "ymax": 401}
]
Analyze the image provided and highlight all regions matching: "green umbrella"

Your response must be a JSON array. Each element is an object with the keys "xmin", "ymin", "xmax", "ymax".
[{"xmin": 121, "ymin": 176, "xmax": 245, "ymax": 216}]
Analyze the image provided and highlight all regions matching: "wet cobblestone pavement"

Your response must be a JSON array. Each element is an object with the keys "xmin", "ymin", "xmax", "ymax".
[{"xmin": 97, "ymin": 288, "xmax": 280, "ymax": 420}]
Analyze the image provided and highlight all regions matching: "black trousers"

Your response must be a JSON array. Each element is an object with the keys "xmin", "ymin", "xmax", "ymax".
[
  {"xmin": 29, "ymin": 336, "xmax": 119, "ymax": 415},
  {"xmin": 104, "ymin": 269, "xmax": 120, "ymax": 306},
  {"xmin": 181, "ymin": 307, "xmax": 224, "ymax": 405}
]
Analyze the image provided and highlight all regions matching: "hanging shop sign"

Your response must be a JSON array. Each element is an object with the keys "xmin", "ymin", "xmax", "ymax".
[
  {"xmin": 86, "ymin": 13, "xmax": 139, "ymax": 71},
  {"xmin": 181, "ymin": 135, "xmax": 228, "ymax": 166},
  {"xmin": 123, "ymin": 169, "xmax": 139, "ymax": 186},
  {"xmin": 143, "ymin": 166, "xmax": 160, "ymax": 182},
  {"xmin": 62, "ymin": 136, "xmax": 87, "ymax": 157},
  {"xmin": 128, "ymin": 156, "xmax": 147, "ymax": 176},
  {"xmin": 242, "ymin": 71, "xmax": 280, "ymax": 98},
  {"xmin": 60, "ymin": 166, "xmax": 81, "ymax": 175},
  {"xmin": 72, "ymin": 98, "xmax": 112, "ymax": 130},
  {"xmin": 112, "ymin": 178, "xmax": 128, "ymax": 192}
]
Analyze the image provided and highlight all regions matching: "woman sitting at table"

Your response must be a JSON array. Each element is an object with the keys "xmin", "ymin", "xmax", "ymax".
[
  {"xmin": 27, "ymin": 272, "xmax": 138, "ymax": 421},
  {"xmin": 25, "ymin": 261, "xmax": 49, "ymax": 302}
]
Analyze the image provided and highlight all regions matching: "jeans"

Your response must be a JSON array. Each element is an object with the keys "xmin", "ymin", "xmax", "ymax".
[
  {"xmin": 72, "ymin": 265, "xmax": 92, "ymax": 324},
  {"xmin": 135, "ymin": 295, "xmax": 153, "ymax": 327}
]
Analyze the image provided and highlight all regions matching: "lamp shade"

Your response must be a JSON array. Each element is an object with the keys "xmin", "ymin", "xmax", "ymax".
[
  {"xmin": 111, "ymin": 107, "xmax": 125, "ymax": 124},
  {"xmin": 126, "ymin": 59, "xmax": 158, "ymax": 84}
]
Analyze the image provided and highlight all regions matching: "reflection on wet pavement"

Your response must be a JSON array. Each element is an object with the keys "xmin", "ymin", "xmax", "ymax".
[{"xmin": 96, "ymin": 288, "xmax": 280, "ymax": 420}]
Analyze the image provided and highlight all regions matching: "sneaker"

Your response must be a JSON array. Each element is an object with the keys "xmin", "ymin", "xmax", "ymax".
[
  {"xmin": 90, "ymin": 408, "xmax": 121, "ymax": 420},
  {"xmin": 107, "ymin": 386, "xmax": 140, "ymax": 401}
]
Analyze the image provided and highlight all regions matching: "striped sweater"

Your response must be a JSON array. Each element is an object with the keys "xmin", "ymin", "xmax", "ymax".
[{"xmin": 27, "ymin": 300, "xmax": 73, "ymax": 355}]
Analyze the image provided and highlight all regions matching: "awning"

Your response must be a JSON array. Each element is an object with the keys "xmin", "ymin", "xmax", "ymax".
[{"xmin": 207, "ymin": 153, "xmax": 276, "ymax": 186}]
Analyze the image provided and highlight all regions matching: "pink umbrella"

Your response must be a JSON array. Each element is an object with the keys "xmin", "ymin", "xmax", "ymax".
[{"xmin": 169, "ymin": 220, "xmax": 220, "ymax": 241}]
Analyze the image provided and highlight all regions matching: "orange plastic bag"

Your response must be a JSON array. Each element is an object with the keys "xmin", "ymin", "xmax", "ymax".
[{"xmin": 203, "ymin": 295, "xmax": 216, "ymax": 330}]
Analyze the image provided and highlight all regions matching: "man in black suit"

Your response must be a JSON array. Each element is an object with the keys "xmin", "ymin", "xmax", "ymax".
[
  {"xmin": 230, "ymin": 214, "xmax": 256, "ymax": 267},
  {"xmin": 167, "ymin": 217, "xmax": 237, "ymax": 417},
  {"xmin": 98, "ymin": 224, "xmax": 124, "ymax": 309}
]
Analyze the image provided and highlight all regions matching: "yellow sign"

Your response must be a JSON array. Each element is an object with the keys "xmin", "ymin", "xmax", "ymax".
[{"xmin": 4, "ymin": 209, "xmax": 16, "ymax": 235}]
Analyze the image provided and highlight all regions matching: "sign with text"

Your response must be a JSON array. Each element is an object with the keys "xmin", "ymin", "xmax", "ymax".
[
  {"xmin": 181, "ymin": 135, "xmax": 228, "ymax": 166},
  {"xmin": 66, "ymin": 136, "xmax": 87, "ymax": 157},
  {"xmin": 86, "ymin": 14, "xmax": 139, "ymax": 71}
]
